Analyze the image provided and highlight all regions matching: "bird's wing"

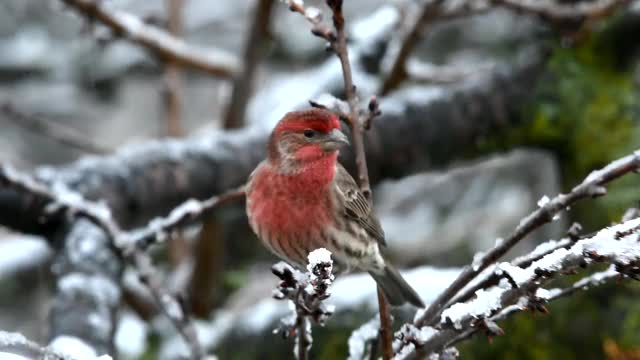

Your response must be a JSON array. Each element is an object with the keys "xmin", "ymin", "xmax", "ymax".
[{"xmin": 333, "ymin": 164, "xmax": 386, "ymax": 246}]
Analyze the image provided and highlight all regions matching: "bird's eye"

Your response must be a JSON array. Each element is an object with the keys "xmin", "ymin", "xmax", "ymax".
[{"xmin": 303, "ymin": 129, "xmax": 316, "ymax": 138}]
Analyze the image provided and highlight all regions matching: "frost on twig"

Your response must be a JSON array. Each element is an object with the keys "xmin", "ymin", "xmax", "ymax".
[
  {"xmin": 272, "ymin": 248, "xmax": 335, "ymax": 360},
  {"xmin": 0, "ymin": 330, "xmax": 113, "ymax": 360},
  {"xmin": 395, "ymin": 216, "xmax": 640, "ymax": 358}
]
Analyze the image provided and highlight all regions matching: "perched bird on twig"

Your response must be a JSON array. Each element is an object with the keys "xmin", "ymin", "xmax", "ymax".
[{"xmin": 246, "ymin": 108, "xmax": 424, "ymax": 307}]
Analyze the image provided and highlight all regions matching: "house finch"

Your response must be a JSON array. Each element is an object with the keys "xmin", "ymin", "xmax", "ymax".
[{"xmin": 246, "ymin": 108, "xmax": 424, "ymax": 307}]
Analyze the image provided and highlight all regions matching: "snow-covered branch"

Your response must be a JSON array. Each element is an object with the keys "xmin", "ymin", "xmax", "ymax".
[
  {"xmin": 128, "ymin": 186, "xmax": 245, "ymax": 251},
  {"xmin": 0, "ymin": 164, "xmax": 204, "ymax": 358},
  {"xmin": 0, "ymin": 330, "xmax": 113, "ymax": 360},
  {"xmin": 272, "ymin": 248, "xmax": 335, "ymax": 360},
  {"xmin": 394, "ymin": 216, "xmax": 640, "ymax": 359},
  {"xmin": 60, "ymin": 0, "xmax": 240, "ymax": 78},
  {"xmin": 416, "ymin": 150, "xmax": 640, "ymax": 328},
  {"xmin": 493, "ymin": 0, "xmax": 631, "ymax": 23}
]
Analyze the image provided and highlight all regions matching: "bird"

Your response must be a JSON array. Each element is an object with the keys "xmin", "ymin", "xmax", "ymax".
[{"xmin": 245, "ymin": 108, "xmax": 424, "ymax": 307}]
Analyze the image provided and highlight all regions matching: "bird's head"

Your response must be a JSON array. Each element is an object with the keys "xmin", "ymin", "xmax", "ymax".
[{"xmin": 268, "ymin": 109, "xmax": 349, "ymax": 168}]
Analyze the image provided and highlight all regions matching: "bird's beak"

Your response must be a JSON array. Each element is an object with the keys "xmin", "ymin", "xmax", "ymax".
[{"xmin": 324, "ymin": 128, "xmax": 350, "ymax": 150}]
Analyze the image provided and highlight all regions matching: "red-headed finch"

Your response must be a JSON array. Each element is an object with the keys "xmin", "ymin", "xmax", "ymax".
[{"xmin": 246, "ymin": 108, "xmax": 424, "ymax": 307}]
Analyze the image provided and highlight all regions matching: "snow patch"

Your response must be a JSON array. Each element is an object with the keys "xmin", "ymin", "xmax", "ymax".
[
  {"xmin": 347, "ymin": 317, "xmax": 379, "ymax": 360},
  {"xmin": 115, "ymin": 312, "xmax": 148, "ymax": 360},
  {"xmin": 49, "ymin": 336, "xmax": 97, "ymax": 359},
  {"xmin": 307, "ymin": 248, "xmax": 332, "ymax": 269},
  {"xmin": 441, "ymin": 286, "xmax": 506, "ymax": 329}
]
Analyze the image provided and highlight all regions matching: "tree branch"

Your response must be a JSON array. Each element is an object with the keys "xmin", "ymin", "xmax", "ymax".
[
  {"xmin": 0, "ymin": 330, "xmax": 88, "ymax": 360},
  {"xmin": 0, "ymin": 164, "xmax": 204, "ymax": 358},
  {"xmin": 400, "ymin": 215, "xmax": 640, "ymax": 358},
  {"xmin": 60, "ymin": 0, "xmax": 240, "ymax": 78},
  {"xmin": 415, "ymin": 150, "xmax": 640, "ymax": 328},
  {"xmin": 128, "ymin": 186, "xmax": 245, "ymax": 251},
  {"xmin": 272, "ymin": 249, "xmax": 335, "ymax": 360},
  {"xmin": 223, "ymin": 0, "xmax": 275, "ymax": 129},
  {"xmin": 379, "ymin": 0, "xmax": 446, "ymax": 95},
  {"xmin": 0, "ymin": 102, "xmax": 111, "ymax": 154}
]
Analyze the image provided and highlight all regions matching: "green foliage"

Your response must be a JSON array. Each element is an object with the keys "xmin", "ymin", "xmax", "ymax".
[
  {"xmin": 479, "ymin": 22, "xmax": 640, "ymax": 227},
  {"xmin": 469, "ymin": 18, "xmax": 640, "ymax": 360},
  {"xmin": 460, "ymin": 279, "xmax": 640, "ymax": 360}
]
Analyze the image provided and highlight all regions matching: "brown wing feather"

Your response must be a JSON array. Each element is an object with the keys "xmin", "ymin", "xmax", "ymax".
[{"xmin": 334, "ymin": 164, "xmax": 386, "ymax": 246}]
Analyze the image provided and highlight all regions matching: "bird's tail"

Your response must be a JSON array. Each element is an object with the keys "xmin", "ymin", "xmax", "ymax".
[{"xmin": 369, "ymin": 264, "xmax": 425, "ymax": 308}]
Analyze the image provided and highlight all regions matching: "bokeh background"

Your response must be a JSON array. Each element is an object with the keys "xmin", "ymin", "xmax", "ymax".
[{"xmin": 0, "ymin": 0, "xmax": 640, "ymax": 359}]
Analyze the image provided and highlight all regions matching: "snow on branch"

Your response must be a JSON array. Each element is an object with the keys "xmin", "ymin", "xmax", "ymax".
[
  {"xmin": 0, "ymin": 164, "xmax": 204, "ymax": 358},
  {"xmin": 272, "ymin": 248, "xmax": 336, "ymax": 360},
  {"xmin": 60, "ymin": 0, "xmax": 240, "ymax": 78},
  {"xmin": 0, "ymin": 330, "xmax": 113, "ymax": 360},
  {"xmin": 128, "ymin": 186, "xmax": 245, "ymax": 250},
  {"xmin": 415, "ymin": 150, "xmax": 640, "ymax": 328},
  {"xmin": 394, "ymin": 216, "xmax": 640, "ymax": 359}
]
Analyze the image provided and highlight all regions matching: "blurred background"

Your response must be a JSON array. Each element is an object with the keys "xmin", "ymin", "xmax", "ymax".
[{"xmin": 0, "ymin": 0, "xmax": 639, "ymax": 359}]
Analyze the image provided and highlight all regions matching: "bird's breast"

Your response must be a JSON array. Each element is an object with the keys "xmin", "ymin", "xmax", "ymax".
[{"xmin": 247, "ymin": 167, "xmax": 334, "ymax": 238}]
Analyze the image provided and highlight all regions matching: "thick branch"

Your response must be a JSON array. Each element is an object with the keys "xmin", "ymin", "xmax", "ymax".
[
  {"xmin": 60, "ymin": 0, "xmax": 240, "ymax": 78},
  {"xmin": 0, "ymin": 44, "xmax": 545, "ymax": 237},
  {"xmin": 0, "ymin": 165, "xmax": 203, "ymax": 358}
]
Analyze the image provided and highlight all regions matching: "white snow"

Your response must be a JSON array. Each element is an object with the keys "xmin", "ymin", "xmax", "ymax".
[
  {"xmin": 523, "ymin": 238, "xmax": 571, "ymax": 260},
  {"xmin": 304, "ymin": 7, "xmax": 322, "ymax": 22},
  {"xmin": 0, "ymin": 354, "xmax": 29, "ymax": 360},
  {"xmin": 535, "ymin": 288, "xmax": 561, "ymax": 300},
  {"xmin": 160, "ymin": 294, "xmax": 184, "ymax": 320},
  {"xmin": 441, "ymin": 286, "xmax": 506, "ymax": 329},
  {"xmin": 58, "ymin": 272, "xmax": 121, "ymax": 307},
  {"xmin": 537, "ymin": 195, "xmax": 550, "ymax": 207},
  {"xmin": 0, "ymin": 235, "xmax": 51, "ymax": 278},
  {"xmin": 115, "ymin": 312, "xmax": 148, "ymax": 360},
  {"xmin": 49, "ymin": 336, "xmax": 97, "ymax": 359},
  {"xmin": 307, "ymin": 248, "xmax": 332, "ymax": 270},
  {"xmin": 351, "ymin": 5, "xmax": 399, "ymax": 43},
  {"xmin": 472, "ymin": 251, "xmax": 485, "ymax": 271},
  {"xmin": 497, "ymin": 262, "xmax": 531, "ymax": 286},
  {"xmin": 584, "ymin": 152, "xmax": 640, "ymax": 184},
  {"xmin": 347, "ymin": 317, "xmax": 379, "ymax": 360},
  {"xmin": 573, "ymin": 266, "xmax": 618, "ymax": 290}
]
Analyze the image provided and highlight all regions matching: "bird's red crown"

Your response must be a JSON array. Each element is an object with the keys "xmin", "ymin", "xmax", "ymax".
[{"xmin": 273, "ymin": 108, "xmax": 341, "ymax": 135}]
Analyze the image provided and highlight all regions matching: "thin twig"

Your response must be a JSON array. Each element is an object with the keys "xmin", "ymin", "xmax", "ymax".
[
  {"xmin": 223, "ymin": 0, "xmax": 275, "ymax": 129},
  {"xmin": 379, "ymin": 0, "xmax": 446, "ymax": 95},
  {"xmin": 0, "ymin": 102, "xmax": 110, "ymax": 154},
  {"xmin": 440, "ymin": 267, "xmax": 622, "ymax": 353},
  {"xmin": 60, "ymin": 0, "xmax": 239, "ymax": 78},
  {"xmin": 397, "ymin": 216, "xmax": 640, "ymax": 358},
  {"xmin": 162, "ymin": 0, "xmax": 185, "ymax": 138},
  {"xmin": 447, "ymin": 237, "xmax": 574, "ymax": 307},
  {"xmin": 377, "ymin": 286, "xmax": 394, "ymax": 360},
  {"xmin": 287, "ymin": 0, "xmax": 389, "ymax": 355},
  {"xmin": 415, "ymin": 150, "xmax": 640, "ymax": 328},
  {"xmin": 128, "ymin": 186, "xmax": 245, "ymax": 251},
  {"xmin": 0, "ymin": 330, "xmax": 75, "ymax": 360}
]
